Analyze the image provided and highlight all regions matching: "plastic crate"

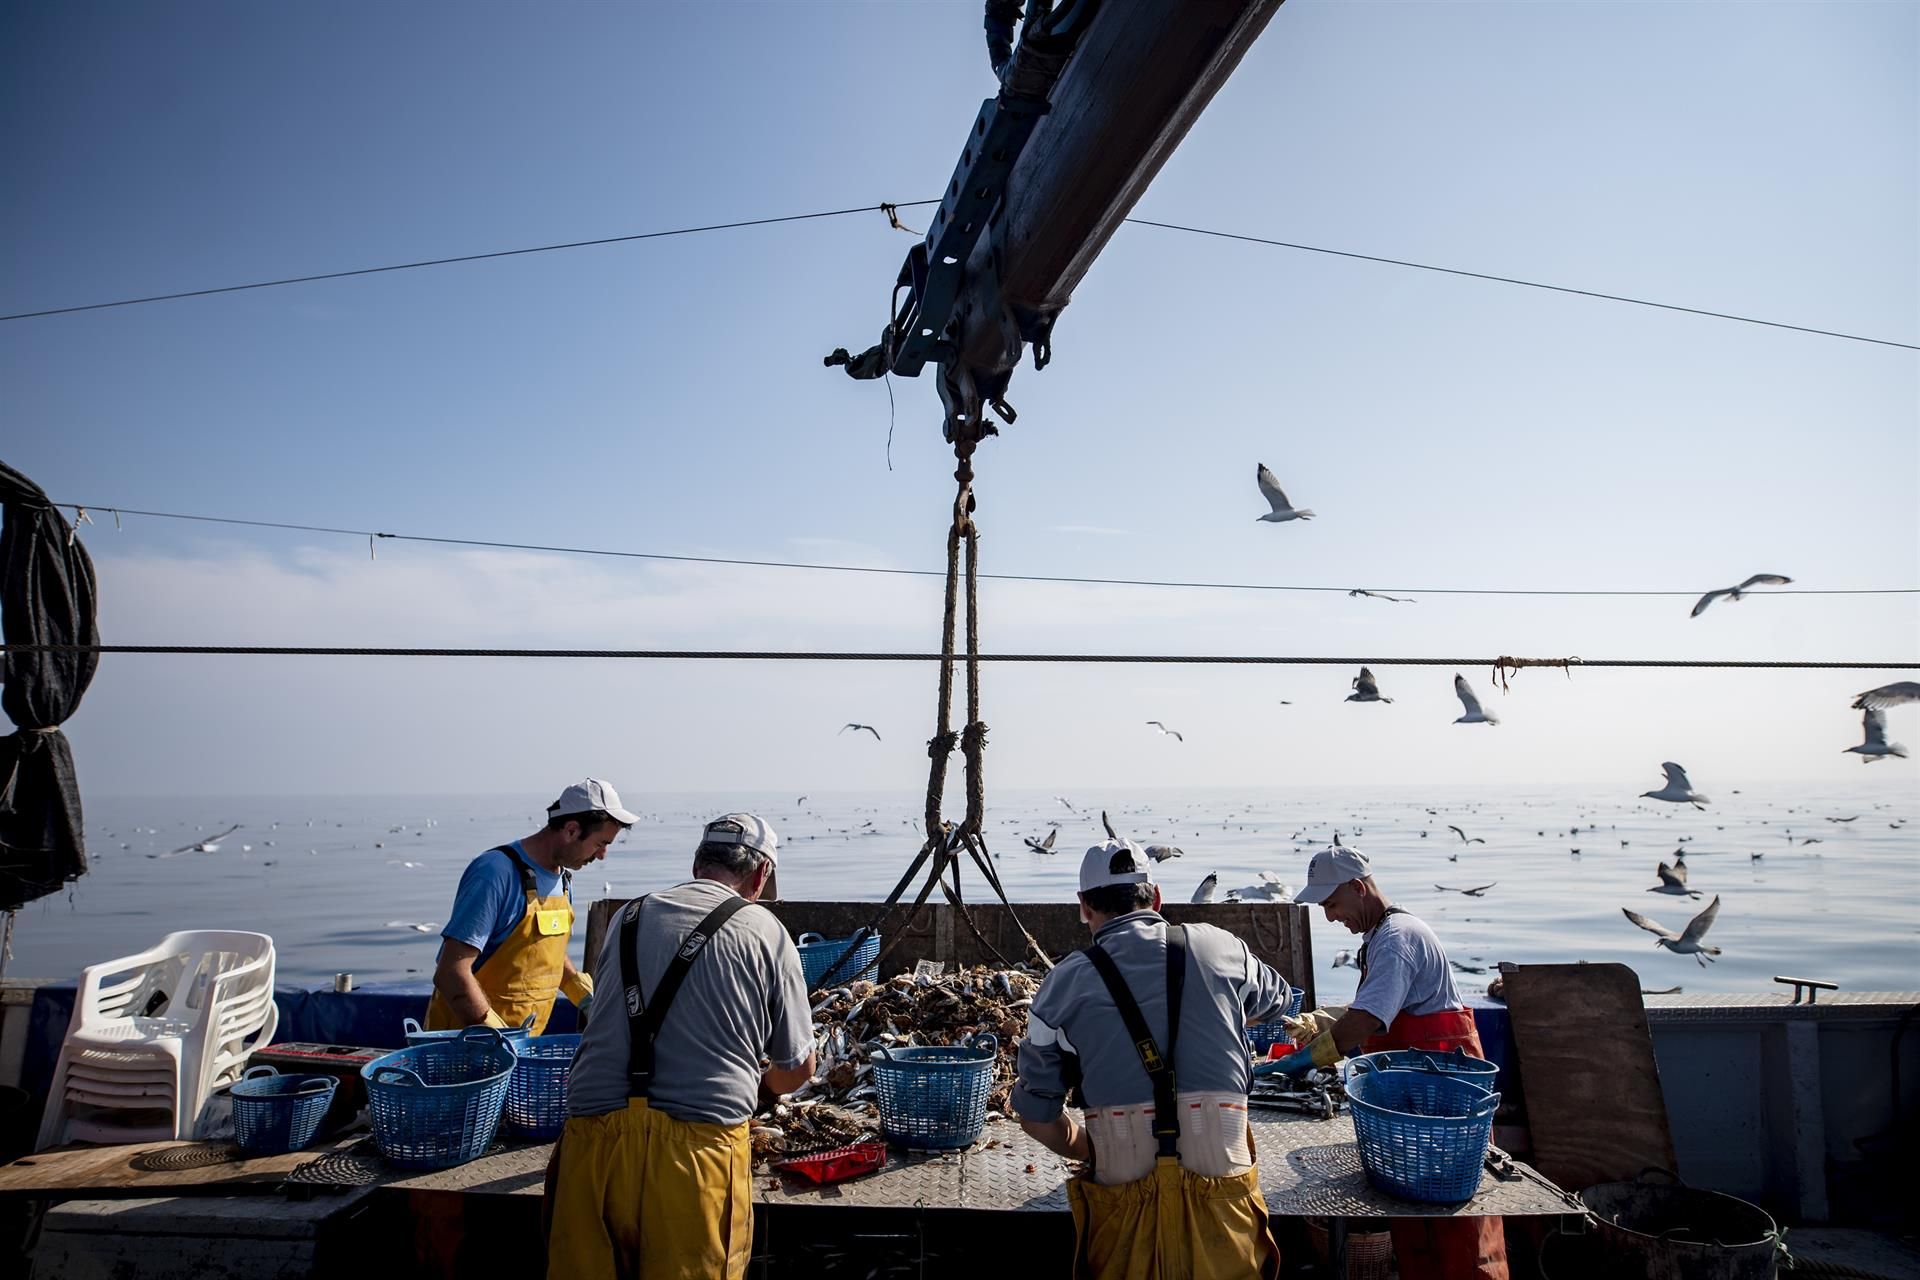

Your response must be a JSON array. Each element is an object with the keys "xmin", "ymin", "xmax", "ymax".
[
  {"xmin": 1344, "ymin": 1056, "xmax": 1499, "ymax": 1203},
  {"xmin": 503, "ymin": 1034, "xmax": 580, "ymax": 1139},
  {"xmin": 871, "ymin": 1033, "xmax": 997, "ymax": 1151},
  {"xmin": 797, "ymin": 931, "xmax": 881, "ymax": 989},
  {"xmin": 1244, "ymin": 988, "xmax": 1308, "ymax": 1053},
  {"xmin": 362, "ymin": 1027, "xmax": 517, "ymax": 1170},
  {"xmin": 230, "ymin": 1066, "xmax": 338, "ymax": 1155}
]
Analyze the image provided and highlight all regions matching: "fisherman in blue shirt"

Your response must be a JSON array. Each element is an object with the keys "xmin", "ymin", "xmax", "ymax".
[{"xmin": 424, "ymin": 779, "xmax": 635, "ymax": 1033}]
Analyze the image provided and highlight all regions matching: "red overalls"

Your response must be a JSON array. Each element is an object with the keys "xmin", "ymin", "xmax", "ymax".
[{"xmin": 1358, "ymin": 912, "xmax": 1510, "ymax": 1280}]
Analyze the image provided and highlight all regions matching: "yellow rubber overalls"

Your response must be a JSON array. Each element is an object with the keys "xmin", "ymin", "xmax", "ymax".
[
  {"xmin": 1068, "ymin": 925, "xmax": 1282, "ymax": 1280},
  {"xmin": 424, "ymin": 844, "xmax": 574, "ymax": 1035}
]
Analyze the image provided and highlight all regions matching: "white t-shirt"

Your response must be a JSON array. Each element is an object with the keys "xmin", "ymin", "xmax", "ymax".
[{"xmin": 1350, "ymin": 909, "xmax": 1464, "ymax": 1031}]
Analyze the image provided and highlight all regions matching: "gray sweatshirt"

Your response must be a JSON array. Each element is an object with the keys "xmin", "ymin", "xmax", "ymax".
[{"xmin": 1010, "ymin": 910, "xmax": 1295, "ymax": 1123}]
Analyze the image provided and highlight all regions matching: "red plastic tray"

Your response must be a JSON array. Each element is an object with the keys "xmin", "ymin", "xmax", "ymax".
[{"xmin": 774, "ymin": 1139, "xmax": 888, "ymax": 1186}]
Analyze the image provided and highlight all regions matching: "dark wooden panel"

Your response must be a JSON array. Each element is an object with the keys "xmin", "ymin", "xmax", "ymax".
[{"xmin": 1504, "ymin": 962, "xmax": 1677, "ymax": 1192}]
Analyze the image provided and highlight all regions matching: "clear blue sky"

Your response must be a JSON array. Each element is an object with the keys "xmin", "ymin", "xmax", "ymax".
[{"xmin": 3, "ymin": 1, "xmax": 1914, "ymax": 798}]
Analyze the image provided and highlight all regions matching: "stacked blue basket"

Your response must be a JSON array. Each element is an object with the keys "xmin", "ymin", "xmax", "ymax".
[
  {"xmin": 504, "ymin": 1034, "xmax": 581, "ymax": 1139},
  {"xmin": 362, "ymin": 1027, "xmax": 517, "ymax": 1169},
  {"xmin": 871, "ymin": 1033, "xmax": 998, "ymax": 1150},
  {"xmin": 797, "ymin": 930, "xmax": 881, "ymax": 989},
  {"xmin": 1344, "ymin": 1053, "xmax": 1500, "ymax": 1203},
  {"xmin": 402, "ymin": 1015, "xmax": 536, "ymax": 1049},
  {"xmin": 230, "ymin": 1066, "xmax": 338, "ymax": 1155},
  {"xmin": 1244, "ymin": 987, "xmax": 1308, "ymax": 1054}
]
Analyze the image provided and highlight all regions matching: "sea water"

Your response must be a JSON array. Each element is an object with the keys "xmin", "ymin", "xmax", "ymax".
[{"xmin": 9, "ymin": 783, "xmax": 1915, "ymax": 999}]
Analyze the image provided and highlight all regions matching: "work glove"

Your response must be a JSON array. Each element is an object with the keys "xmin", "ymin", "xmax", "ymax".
[
  {"xmin": 1265, "ymin": 1029, "xmax": 1343, "ymax": 1077},
  {"xmin": 482, "ymin": 1008, "xmax": 510, "ymax": 1030},
  {"xmin": 1280, "ymin": 1005, "xmax": 1346, "ymax": 1045},
  {"xmin": 562, "ymin": 970, "xmax": 594, "ymax": 1006}
]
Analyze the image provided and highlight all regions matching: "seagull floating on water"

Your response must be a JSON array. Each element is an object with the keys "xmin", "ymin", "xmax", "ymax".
[
  {"xmin": 1191, "ymin": 873, "xmax": 1218, "ymax": 904},
  {"xmin": 1024, "ymin": 829, "xmax": 1059, "ymax": 853},
  {"xmin": 1622, "ymin": 896, "xmax": 1722, "ymax": 966},
  {"xmin": 1642, "ymin": 763, "xmax": 1708, "ymax": 808},
  {"xmin": 1224, "ymin": 872, "xmax": 1292, "ymax": 903},
  {"xmin": 384, "ymin": 921, "xmax": 439, "ymax": 933},
  {"xmin": 1146, "ymin": 721, "xmax": 1184, "ymax": 742},
  {"xmin": 839, "ymin": 724, "xmax": 882, "ymax": 741},
  {"xmin": 1844, "ymin": 708, "xmax": 1909, "ymax": 763},
  {"xmin": 1451, "ymin": 675, "xmax": 1499, "ymax": 726},
  {"xmin": 1648, "ymin": 860, "xmax": 1701, "ymax": 898},
  {"xmin": 1853, "ymin": 682, "xmax": 1920, "ymax": 710},
  {"xmin": 1690, "ymin": 573, "xmax": 1792, "ymax": 618},
  {"xmin": 1347, "ymin": 667, "xmax": 1392, "ymax": 704},
  {"xmin": 1254, "ymin": 464, "xmax": 1314, "ymax": 523}
]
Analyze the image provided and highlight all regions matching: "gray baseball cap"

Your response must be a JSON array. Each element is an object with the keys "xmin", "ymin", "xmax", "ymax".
[
  {"xmin": 1078, "ymin": 838, "xmax": 1155, "ymax": 893},
  {"xmin": 701, "ymin": 812, "xmax": 780, "ymax": 865},
  {"xmin": 1293, "ymin": 844, "xmax": 1373, "ymax": 904},
  {"xmin": 548, "ymin": 778, "xmax": 639, "ymax": 826}
]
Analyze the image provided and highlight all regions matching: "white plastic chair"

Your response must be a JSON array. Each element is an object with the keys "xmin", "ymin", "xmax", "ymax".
[{"xmin": 35, "ymin": 930, "xmax": 279, "ymax": 1149}]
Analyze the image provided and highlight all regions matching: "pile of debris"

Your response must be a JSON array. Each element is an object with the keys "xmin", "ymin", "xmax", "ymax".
[{"xmin": 749, "ymin": 965, "xmax": 1041, "ymax": 1164}]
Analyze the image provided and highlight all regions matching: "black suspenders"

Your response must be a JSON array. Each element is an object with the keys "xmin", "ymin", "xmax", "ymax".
[
  {"xmin": 1357, "ymin": 905, "xmax": 1407, "ymax": 979},
  {"xmin": 619, "ymin": 893, "xmax": 752, "ymax": 1099},
  {"xmin": 1082, "ymin": 923, "xmax": 1188, "ymax": 1160}
]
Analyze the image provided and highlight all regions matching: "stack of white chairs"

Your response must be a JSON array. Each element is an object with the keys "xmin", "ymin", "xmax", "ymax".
[{"xmin": 35, "ymin": 930, "xmax": 279, "ymax": 1150}]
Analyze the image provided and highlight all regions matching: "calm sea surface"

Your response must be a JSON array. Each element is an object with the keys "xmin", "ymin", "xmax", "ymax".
[{"xmin": 9, "ymin": 784, "xmax": 1916, "ymax": 999}]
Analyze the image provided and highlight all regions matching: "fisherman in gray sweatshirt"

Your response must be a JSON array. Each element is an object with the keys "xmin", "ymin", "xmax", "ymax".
[{"xmin": 1011, "ymin": 837, "xmax": 1292, "ymax": 1278}]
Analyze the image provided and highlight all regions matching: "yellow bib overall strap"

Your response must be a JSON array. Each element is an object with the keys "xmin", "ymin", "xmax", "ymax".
[{"xmin": 425, "ymin": 845, "xmax": 573, "ymax": 1034}]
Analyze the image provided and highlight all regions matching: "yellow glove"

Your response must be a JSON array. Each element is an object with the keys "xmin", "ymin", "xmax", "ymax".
[
  {"xmin": 1281, "ymin": 1005, "xmax": 1346, "ymax": 1044},
  {"xmin": 1306, "ymin": 1029, "xmax": 1344, "ymax": 1069},
  {"xmin": 481, "ymin": 1008, "xmax": 509, "ymax": 1029},
  {"xmin": 561, "ymin": 970, "xmax": 594, "ymax": 1006}
]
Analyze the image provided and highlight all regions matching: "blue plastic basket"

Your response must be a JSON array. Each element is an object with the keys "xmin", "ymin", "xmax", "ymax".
[
  {"xmin": 503, "ymin": 1034, "xmax": 581, "ymax": 1139},
  {"xmin": 1244, "ymin": 988, "xmax": 1308, "ymax": 1053},
  {"xmin": 871, "ymin": 1033, "xmax": 998, "ymax": 1150},
  {"xmin": 797, "ymin": 931, "xmax": 882, "ymax": 989},
  {"xmin": 1350, "ymin": 1047, "xmax": 1499, "ymax": 1086},
  {"xmin": 230, "ymin": 1066, "xmax": 338, "ymax": 1155},
  {"xmin": 402, "ymin": 1014, "xmax": 535, "ymax": 1049},
  {"xmin": 1344, "ymin": 1056, "xmax": 1500, "ymax": 1203},
  {"xmin": 362, "ymin": 1027, "xmax": 517, "ymax": 1169}
]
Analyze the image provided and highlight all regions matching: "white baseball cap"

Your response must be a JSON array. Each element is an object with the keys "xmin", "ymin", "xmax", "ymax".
[
  {"xmin": 702, "ymin": 812, "xmax": 780, "ymax": 865},
  {"xmin": 1078, "ymin": 838, "xmax": 1156, "ymax": 894},
  {"xmin": 1293, "ymin": 845, "xmax": 1373, "ymax": 904},
  {"xmin": 548, "ymin": 778, "xmax": 640, "ymax": 826}
]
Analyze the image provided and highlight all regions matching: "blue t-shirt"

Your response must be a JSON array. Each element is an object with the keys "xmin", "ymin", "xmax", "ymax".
[{"xmin": 442, "ymin": 841, "xmax": 571, "ymax": 969}]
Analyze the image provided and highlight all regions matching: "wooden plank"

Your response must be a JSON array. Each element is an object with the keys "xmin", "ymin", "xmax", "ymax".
[
  {"xmin": 1503, "ymin": 963, "xmax": 1677, "ymax": 1192},
  {"xmin": 0, "ymin": 1128, "xmax": 370, "ymax": 1196}
]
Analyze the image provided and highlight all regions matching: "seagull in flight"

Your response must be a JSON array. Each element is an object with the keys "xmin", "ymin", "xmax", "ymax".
[
  {"xmin": 1853, "ymin": 681, "xmax": 1920, "ymax": 710},
  {"xmin": 1845, "ymin": 708, "xmax": 1909, "ymax": 763},
  {"xmin": 1349, "ymin": 589, "xmax": 1415, "ymax": 604},
  {"xmin": 840, "ymin": 724, "xmax": 882, "ymax": 741},
  {"xmin": 1451, "ymin": 675, "xmax": 1499, "ymax": 726},
  {"xmin": 1447, "ymin": 825, "xmax": 1486, "ymax": 845},
  {"xmin": 384, "ymin": 921, "xmax": 440, "ymax": 933},
  {"xmin": 152, "ymin": 824, "xmax": 242, "ymax": 858},
  {"xmin": 1434, "ymin": 883, "xmax": 1497, "ymax": 897},
  {"xmin": 1024, "ymin": 828, "xmax": 1059, "ymax": 853},
  {"xmin": 1347, "ymin": 667, "xmax": 1392, "ymax": 704},
  {"xmin": 1642, "ymin": 763, "xmax": 1708, "ymax": 808},
  {"xmin": 1145, "ymin": 844, "xmax": 1184, "ymax": 862},
  {"xmin": 1054, "ymin": 796, "xmax": 1078, "ymax": 813},
  {"xmin": 1146, "ymin": 721, "xmax": 1184, "ymax": 742},
  {"xmin": 1331, "ymin": 949, "xmax": 1357, "ymax": 969},
  {"xmin": 1254, "ymin": 464, "xmax": 1314, "ymax": 523},
  {"xmin": 1648, "ymin": 860, "xmax": 1701, "ymax": 898},
  {"xmin": 1622, "ymin": 896, "xmax": 1723, "ymax": 966},
  {"xmin": 1191, "ymin": 873, "xmax": 1218, "ymax": 904},
  {"xmin": 1690, "ymin": 573, "xmax": 1792, "ymax": 618}
]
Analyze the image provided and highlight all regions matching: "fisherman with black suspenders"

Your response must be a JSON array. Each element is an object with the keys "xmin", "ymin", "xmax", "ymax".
[
  {"xmin": 1011, "ymin": 838, "xmax": 1292, "ymax": 1278},
  {"xmin": 547, "ymin": 813, "xmax": 815, "ymax": 1279}
]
